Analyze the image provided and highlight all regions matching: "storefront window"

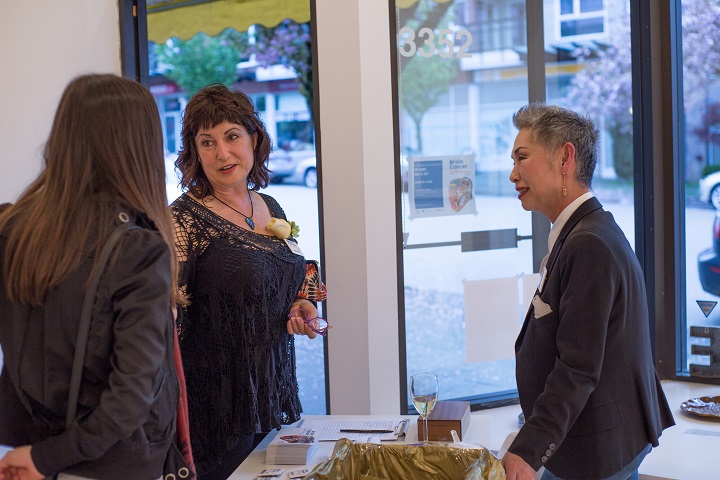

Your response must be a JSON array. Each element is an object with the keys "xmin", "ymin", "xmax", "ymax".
[
  {"xmin": 146, "ymin": 0, "xmax": 326, "ymax": 414},
  {"xmin": 394, "ymin": 0, "xmax": 635, "ymax": 407},
  {"xmin": 680, "ymin": 0, "xmax": 720, "ymax": 377}
]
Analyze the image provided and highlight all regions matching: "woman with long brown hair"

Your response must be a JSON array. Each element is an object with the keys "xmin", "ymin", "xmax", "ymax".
[{"xmin": 0, "ymin": 73, "xmax": 185, "ymax": 480}]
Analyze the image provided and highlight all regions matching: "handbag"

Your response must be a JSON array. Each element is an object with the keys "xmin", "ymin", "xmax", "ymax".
[
  {"xmin": 163, "ymin": 328, "xmax": 195, "ymax": 479},
  {"xmin": 163, "ymin": 441, "xmax": 193, "ymax": 480}
]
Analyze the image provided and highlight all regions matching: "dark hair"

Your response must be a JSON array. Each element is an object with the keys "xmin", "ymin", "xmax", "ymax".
[
  {"xmin": 176, "ymin": 83, "xmax": 272, "ymax": 197},
  {"xmin": 0, "ymin": 73, "xmax": 178, "ymax": 305},
  {"xmin": 512, "ymin": 102, "xmax": 599, "ymax": 188}
]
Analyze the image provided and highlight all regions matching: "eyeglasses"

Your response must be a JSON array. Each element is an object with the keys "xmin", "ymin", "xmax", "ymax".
[{"xmin": 288, "ymin": 308, "xmax": 330, "ymax": 336}]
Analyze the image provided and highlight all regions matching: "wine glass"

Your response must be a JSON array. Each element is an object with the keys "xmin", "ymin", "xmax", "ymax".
[{"xmin": 410, "ymin": 374, "xmax": 438, "ymax": 445}]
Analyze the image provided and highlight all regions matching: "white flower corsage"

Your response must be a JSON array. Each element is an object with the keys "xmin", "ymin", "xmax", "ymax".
[{"xmin": 266, "ymin": 217, "xmax": 300, "ymax": 239}]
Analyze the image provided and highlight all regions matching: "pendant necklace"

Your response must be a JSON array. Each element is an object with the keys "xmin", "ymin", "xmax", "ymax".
[{"xmin": 214, "ymin": 192, "xmax": 255, "ymax": 230}]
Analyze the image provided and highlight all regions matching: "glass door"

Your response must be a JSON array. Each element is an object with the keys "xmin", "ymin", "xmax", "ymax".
[{"xmin": 395, "ymin": 0, "xmax": 532, "ymax": 406}]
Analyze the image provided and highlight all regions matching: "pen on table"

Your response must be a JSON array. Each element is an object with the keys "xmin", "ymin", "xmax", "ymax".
[{"xmin": 339, "ymin": 429, "xmax": 394, "ymax": 433}]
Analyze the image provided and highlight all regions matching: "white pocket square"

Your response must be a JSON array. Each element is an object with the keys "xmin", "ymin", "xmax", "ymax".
[{"xmin": 532, "ymin": 295, "xmax": 553, "ymax": 319}]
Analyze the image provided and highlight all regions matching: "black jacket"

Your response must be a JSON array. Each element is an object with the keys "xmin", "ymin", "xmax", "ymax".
[
  {"xmin": 509, "ymin": 197, "xmax": 674, "ymax": 479},
  {"xmin": 0, "ymin": 210, "xmax": 178, "ymax": 480}
]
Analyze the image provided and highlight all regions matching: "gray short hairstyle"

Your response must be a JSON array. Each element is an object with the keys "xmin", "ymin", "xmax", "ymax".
[{"xmin": 512, "ymin": 103, "xmax": 599, "ymax": 188}]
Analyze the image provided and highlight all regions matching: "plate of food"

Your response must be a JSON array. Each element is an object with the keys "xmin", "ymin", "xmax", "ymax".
[{"xmin": 680, "ymin": 396, "xmax": 720, "ymax": 419}]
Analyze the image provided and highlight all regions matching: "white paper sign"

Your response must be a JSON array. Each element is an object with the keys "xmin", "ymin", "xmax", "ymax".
[
  {"xmin": 408, "ymin": 154, "xmax": 477, "ymax": 219},
  {"xmin": 464, "ymin": 273, "xmax": 539, "ymax": 363}
]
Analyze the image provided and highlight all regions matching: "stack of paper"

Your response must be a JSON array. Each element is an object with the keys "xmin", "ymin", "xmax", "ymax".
[
  {"xmin": 303, "ymin": 419, "xmax": 409, "ymax": 442},
  {"xmin": 266, "ymin": 428, "xmax": 319, "ymax": 465}
]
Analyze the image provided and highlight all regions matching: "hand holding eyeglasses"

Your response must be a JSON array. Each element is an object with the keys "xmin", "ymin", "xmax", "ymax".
[{"xmin": 287, "ymin": 306, "xmax": 330, "ymax": 338}]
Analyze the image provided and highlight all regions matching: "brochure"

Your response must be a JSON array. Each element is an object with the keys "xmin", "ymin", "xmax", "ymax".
[{"xmin": 266, "ymin": 428, "xmax": 319, "ymax": 465}]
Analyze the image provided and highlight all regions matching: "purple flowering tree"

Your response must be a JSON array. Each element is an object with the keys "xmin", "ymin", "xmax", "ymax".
[
  {"xmin": 684, "ymin": 0, "xmax": 720, "ymax": 173},
  {"xmin": 681, "ymin": 0, "xmax": 720, "ymax": 94},
  {"xmin": 250, "ymin": 20, "xmax": 313, "ymax": 118},
  {"xmin": 564, "ymin": 0, "xmax": 720, "ymax": 179},
  {"xmin": 562, "ymin": 1, "xmax": 633, "ymax": 179}
]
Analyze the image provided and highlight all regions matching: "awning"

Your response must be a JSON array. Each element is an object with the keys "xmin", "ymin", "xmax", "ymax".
[
  {"xmin": 147, "ymin": 0, "xmax": 311, "ymax": 43},
  {"xmin": 396, "ymin": 0, "xmax": 452, "ymax": 8}
]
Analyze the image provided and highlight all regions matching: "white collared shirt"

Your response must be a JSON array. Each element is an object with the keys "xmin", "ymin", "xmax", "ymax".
[{"xmin": 547, "ymin": 191, "xmax": 595, "ymax": 254}]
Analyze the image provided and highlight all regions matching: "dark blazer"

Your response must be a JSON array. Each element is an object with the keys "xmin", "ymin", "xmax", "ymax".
[{"xmin": 508, "ymin": 197, "xmax": 674, "ymax": 479}]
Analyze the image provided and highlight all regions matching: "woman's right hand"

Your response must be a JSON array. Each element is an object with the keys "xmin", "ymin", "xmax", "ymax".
[
  {"xmin": 0, "ymin": 446, "xmax": 44, "ymax": 480},
  {"xmin": 287, "ymin": 313, "xmax": 319, "ymax": 339},
  {"xmin": 287, "ymin": 300, "xmax": 320, "ymax": 339}
]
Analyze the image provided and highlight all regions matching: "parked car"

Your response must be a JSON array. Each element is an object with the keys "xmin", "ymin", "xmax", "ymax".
[
  {"xmin": 699, "ymin": 170, "xmax": 720, "ymax": 210},
  {"xmin": 267, "ymin": 150, "xmax": 317, "ymax": 188},
  {"xmin": 698, "ymin": 212, "xmax": 720, "ymax": 296}
]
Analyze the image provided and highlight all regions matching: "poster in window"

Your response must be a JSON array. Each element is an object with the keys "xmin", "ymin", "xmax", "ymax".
[{"xmin": 408, "ymin": 155, "xmax": 477, "ymax": 219}]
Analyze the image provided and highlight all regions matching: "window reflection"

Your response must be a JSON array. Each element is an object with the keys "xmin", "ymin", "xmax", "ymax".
[
  {"xmin": 681, "ymin": 0, "xmax": 720, "ymax": 375},
  {"xmin": 395, "ymin": 0, "xmax": 635, "ymax": 406}
]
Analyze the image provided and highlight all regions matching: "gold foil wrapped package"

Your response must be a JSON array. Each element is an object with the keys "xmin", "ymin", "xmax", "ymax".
[{"xmin": 302, "ymin": 438, "xmax": 506, "ymax": 480}]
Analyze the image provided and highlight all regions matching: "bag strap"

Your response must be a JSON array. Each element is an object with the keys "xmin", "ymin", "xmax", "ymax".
[{"xmin": 65, "ymin": 213, "xmax": 137, "ymax": 428}]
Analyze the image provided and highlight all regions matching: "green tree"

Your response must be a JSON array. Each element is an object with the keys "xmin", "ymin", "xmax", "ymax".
[
  {"xmin": 401, "ymin": 55, "xmax": 457, "ymax": 153},
  {"xmin": 398, "ymin": 0, "xmax": 457, "ymax": 153},
  {"xmin": 154, "ymin": 29, "xmax": 249, "ymax": 97}
]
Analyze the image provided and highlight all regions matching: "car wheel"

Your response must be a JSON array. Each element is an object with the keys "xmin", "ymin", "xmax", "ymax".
[
  {"xmin": 712, "ymin": 185, "xmax": 720, "ymax": 210},
  {"xmin": 304, "ymin": 167, "xmax": 318, "ymax": 188}
]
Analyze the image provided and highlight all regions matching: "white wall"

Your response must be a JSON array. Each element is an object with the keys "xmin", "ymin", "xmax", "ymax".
[
  {"xmin": 0, "ymin": 0, "xmax": 121, "ymax": 203},
  {"xmin": 315, "ymin": 0, "xmax": 400, "ymax": 414}
]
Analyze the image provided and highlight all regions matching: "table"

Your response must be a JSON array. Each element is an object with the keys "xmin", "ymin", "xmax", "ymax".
[
  {"xmin": 228, "ymin": 414, "xmax": 493, "ymax": 479},
  {"xmin": 229, "ymin": 381, "xmax": 720, "ymax": 480},
  {"xmin": 473, "ymin": 381, "xmax": 720, "ymax": 480},
  {"xmin": 635, "ymin": 380, "xmax": 720, "ymax": 480}
]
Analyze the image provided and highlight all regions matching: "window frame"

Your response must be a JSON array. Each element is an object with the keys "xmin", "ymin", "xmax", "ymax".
[{"xmin": 556, "ymin": 0, "xmax": 607, "ymax": 40}]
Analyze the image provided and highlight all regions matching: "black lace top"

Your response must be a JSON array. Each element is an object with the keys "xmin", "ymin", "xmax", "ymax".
[{"xmin": 171, "ymin": 192, "xmax": 305, "ymax": 474}]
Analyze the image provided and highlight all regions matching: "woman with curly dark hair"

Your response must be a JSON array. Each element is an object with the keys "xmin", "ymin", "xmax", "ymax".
[{"xmin": 171, "ymin": 83, "xmax": 326, "ymax": 479}]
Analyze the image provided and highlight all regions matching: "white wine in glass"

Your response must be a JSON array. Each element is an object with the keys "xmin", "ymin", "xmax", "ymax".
[
  {"xmin": 411, "ymin": 394, "xmax": 438, "ymax": 418},
  {"xmin": 410, "ymin": 374, "xmax": 438, "ymax": 444}
]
